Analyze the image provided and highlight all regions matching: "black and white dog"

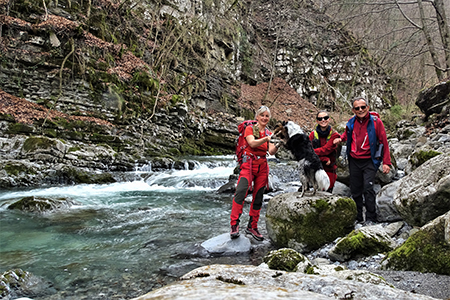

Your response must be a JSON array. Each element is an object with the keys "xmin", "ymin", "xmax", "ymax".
[{"xmin": 273, "ymin": 121, "xmax": 330, "ymax": 197}]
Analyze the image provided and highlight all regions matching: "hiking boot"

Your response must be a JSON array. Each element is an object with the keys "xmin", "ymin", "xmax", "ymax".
[
  {"xmin": 230, "ymin": 224, "xmax": 240, "ymax": 239},
  {"xmin": 245, "ymin": 227, "xmax": 264, "ymax": 241}
]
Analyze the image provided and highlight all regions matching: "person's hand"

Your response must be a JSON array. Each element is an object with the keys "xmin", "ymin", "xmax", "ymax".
[
  {"xmin": 266, "ymin": 135, "xmax": 272, "ymax": 142},
  {"xmin": 382, "ymin": 164, "xmax": 390, "ymax": 174},
  {"xmin": 333, "ymin": 138, "xmax": 341, "ymax": 145},
  {"xmin": 326, "ymin": 160, "xmax": 331, "ymax": 166}
]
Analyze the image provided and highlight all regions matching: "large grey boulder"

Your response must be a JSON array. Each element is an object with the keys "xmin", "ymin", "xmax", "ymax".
[
  {"xmin": 376, "ymin": 180, "xmax": 403, "ymax": 222},
  {"xmin": 393, "ymin": 153, "xmax": 450, "ymax": 226},
  {"xmin": 265, "ymin": 193, "xmax": 356, "ymax": 253},
  {"xmin": 416, "ymin": 79, "xmax": 450, "ymax": 118},
  {"xmin": 130, "ymin": 264, "xmax": 440, "ymax": 300}
]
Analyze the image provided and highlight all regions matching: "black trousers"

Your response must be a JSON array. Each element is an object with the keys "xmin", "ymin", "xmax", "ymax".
[{"xmin": 348, "ymin": 157, "xmax": 377, "ymax": 222}]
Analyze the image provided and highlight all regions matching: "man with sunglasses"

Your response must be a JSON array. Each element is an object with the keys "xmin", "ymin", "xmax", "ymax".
[
  {"xmin": 333, "ymin": 98, "xmax": 391, "ymax": 225},
  {"xmin": 309, "ymin": 111, "xmax": 340, "ymax": 192}
]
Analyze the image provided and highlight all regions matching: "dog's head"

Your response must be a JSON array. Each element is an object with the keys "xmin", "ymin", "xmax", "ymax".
[
  {"xmin": 273, "ymin": 121, "xmax": 304, "ymax": 142},
  {"xmin": 273, "ymin": 121, "xmax": 290, "ymax": 144}
]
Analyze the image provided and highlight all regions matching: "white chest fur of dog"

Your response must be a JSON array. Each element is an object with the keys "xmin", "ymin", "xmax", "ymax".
[{"xmin": 274, "ymin": 121, "xmax": 330, "ymax": 196}]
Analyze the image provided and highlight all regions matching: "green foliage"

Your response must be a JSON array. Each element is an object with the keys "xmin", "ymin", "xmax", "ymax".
[{"xmin": 381, "ymin": 103, "xmax": 420, "ymax": 133}]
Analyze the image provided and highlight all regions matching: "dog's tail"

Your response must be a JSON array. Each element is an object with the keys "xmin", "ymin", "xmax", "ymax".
[{"xmin": 315, "ymin": 169, "xmax": 330, "ymax": 191}]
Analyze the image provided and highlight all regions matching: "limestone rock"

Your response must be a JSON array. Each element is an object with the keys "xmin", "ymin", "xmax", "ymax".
[
  {"xmin": 201, "ymin": 233, "xmax": 251, "ymax": 256},
  {"xmin": 130, "ymin": 264, "xmax": 440, "ymax": 300},
  {"xmin": 376, "ymin": 180, "xmax": 403, "ymax": 222},
  {"xmin": 394, "ymin": 153, "xmax": 450, "ymax": 226}
]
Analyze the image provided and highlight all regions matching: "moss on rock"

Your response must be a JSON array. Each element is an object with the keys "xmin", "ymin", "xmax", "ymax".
[
  {"xmin": 22, "ymin": 137, "xmax": 57, "ymax": 152},
  {"xmin": 266, "ymin": 196, "xmax": 357, "ymax": 252},
  {"xmin": 410, "ymin": 150, "xmax": 441, "ymax": 169},
  {"xmin": 333, "ymin": 230, "xmax": 392, "ymax": 259},
  {"xmin": 384, "ymin": 222, "xmax": 450, "ymax": 275},
  {"xmin": 263, "ymin": 248, "xmax": 305, "ymax": 272}
]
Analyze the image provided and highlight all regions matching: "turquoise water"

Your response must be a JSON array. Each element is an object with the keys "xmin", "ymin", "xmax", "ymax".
[{"xmin": 0, "ymin": 156, "xmax": 257, "ymax": 299}]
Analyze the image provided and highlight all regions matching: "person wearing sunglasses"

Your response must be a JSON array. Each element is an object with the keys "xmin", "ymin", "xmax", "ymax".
[
  {"xmin": 230, "ymin": 105, "xmax": 279, "ymax": 241},
  {"xmin": 309, "ymin": 110, "xmax": 341, "ymax": 192},
  {"xmin": 333, "ymin": 97, "xmax": 391, "ymax": 225}
]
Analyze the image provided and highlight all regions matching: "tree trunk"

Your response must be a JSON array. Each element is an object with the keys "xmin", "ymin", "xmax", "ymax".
[
  {"xmin": 417, "ymin": 0, "xmax": 444, "ymax": 81},
  {"xmin": 434, "ymin": 0, "xmax": 450, "ymax": 78},
  {"xmin": 87, "ymin": 0, "xmax": 91, "ymax": 18}
]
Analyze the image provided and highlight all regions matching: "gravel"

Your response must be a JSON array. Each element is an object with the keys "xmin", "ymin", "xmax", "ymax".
[{"xmin": 372, "ymin": 270, "xmax": 450, "ymax": 300}]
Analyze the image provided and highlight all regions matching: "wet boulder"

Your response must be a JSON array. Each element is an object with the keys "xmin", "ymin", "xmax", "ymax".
[
  {"xmin": 0, "ymin": 268, "xmax": 53, "ymax": 299},
  {"xmin": 265, "ymin": 193, "xmax": 356, "ymax": 253},
  {"xmin": 201, "ymin": 233, "xmax": 252, "ymax": 256},
  {"xmin": 7, "ymin": 196, "xmax": 78, "ymax": 213}
]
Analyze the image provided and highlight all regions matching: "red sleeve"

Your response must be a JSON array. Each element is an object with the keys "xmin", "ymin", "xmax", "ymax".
[
  {"xmin": 309, "ymin": 131, "xmax": 314, "ymax": 141},
  {"xmin": 340, "ymin": 128, "xmax": 348, "ymax": 142},
  {"xmin": 314, "ymin": 132, "xmax": 340, "ymax": 156},
  {"xmin": 244, "ymin": 125, "xmax": 254, "ymax": 138},
  {"xmin": 376, "ymin": 119, "xmax": 391, "ymax": 166}
]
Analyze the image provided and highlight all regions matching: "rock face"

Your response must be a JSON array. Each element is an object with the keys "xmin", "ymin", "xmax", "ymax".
[
  {"xmin": 393, "ymin": 153, "xmax": 450, "ymax": 226},
  {"xmin": 0, "ymin": 0, "xmax": 395, "ymax": 168},
  {"xmin": 265, "ymin": 193, "xmax": 356, "ymax": 252},
  {"xmin": 130, "ymin": 264, "xmax": 440, "ymax": 300}
]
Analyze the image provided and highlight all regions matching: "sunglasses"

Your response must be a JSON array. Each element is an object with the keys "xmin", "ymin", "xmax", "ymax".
[
  {"xmin": 353, "ymin": 105, "xmax": 367, "ymax": 111},
  {"xmin": 316, "ymin": 116, "xmax": 329, "ymax": 121}
]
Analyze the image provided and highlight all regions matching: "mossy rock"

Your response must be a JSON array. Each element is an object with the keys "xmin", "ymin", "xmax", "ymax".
[
  {"xmin": 6, "ymin": 122, "xmax": 35, "ymax": 134},
  {"xmin": 263, "ymin": 248, "xmax": 306, "ymax": 272},
  {"xmin": 329, "ymin": 226, "xmax": 395, "ymax": 261},
  {"xmin": 409, "ymin": 150, "xmax": 441, "ymax": 169},
  {"xmin": 266, "ymin": 195, "xmax": 357, "ymax": 252},
  {"xmin": 3, "ymin": 162, "xmax": 37, "ymax": 176},
  {"xmin": 56, "ymin": 166, "xmax": 116, "ymax": 184},
  {"xmin": 22, "ymin": 136, "xmax": 58, "ymax": 152},
  {"xmin": 383, "ymin": 214, "xmax": 450, "ymax": 275}
]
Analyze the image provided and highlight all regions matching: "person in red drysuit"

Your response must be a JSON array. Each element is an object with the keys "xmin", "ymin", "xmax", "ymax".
[{"xmin": 230, "ymin": 106, "xmax": 279, "ymax": 241}]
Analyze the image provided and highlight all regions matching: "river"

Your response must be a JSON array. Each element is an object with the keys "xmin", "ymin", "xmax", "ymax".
[{"xmin": 0, "ymin": 156, "xmax": 265, "ymax": 299}]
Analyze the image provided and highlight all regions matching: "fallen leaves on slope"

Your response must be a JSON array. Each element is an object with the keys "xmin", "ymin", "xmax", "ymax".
[{"xmin": 0, "ymin": 90, "xmax": 113, "ymax": 127}]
